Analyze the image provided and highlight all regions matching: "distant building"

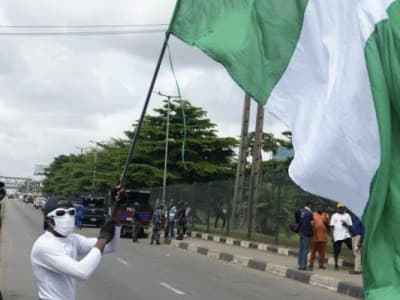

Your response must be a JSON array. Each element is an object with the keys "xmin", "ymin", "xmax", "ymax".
[{"xmin": 273, "ymin": 146, "xmax": 294, "ymax": 161}]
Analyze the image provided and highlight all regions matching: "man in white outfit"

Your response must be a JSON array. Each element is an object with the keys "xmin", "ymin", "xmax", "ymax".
[
  {"xmin": 31, "ymin": 193, "xmax": 121, "ymax": 300},
  {"xmin": 330, "ymin": 202, "xmax": 353, "ymax": 270}
]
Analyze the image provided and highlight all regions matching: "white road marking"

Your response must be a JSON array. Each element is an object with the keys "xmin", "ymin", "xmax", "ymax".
[
  {"xmin": 160, "ymin": 282, "xmax": 186, "ymax": 295},
  {"xmin": 116, "ymin": 257, "xmax": 128, "ymax": 265},
  {"xmin": 165, "ymin": 253, "xmax": 171, "ymax": 257}
]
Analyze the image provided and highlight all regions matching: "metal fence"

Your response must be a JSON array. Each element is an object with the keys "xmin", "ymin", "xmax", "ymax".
[{"xmin": 144, "ymin": 173, "xmax": 338, "ymax": 246}]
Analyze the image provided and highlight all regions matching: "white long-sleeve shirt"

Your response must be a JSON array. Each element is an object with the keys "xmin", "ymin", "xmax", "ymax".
[{"xmin": 31, "ymin": 226, "xmax": 121, "ymax": 300}]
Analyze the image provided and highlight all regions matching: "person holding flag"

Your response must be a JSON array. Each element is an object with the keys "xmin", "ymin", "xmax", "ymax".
[{"xmin": 31, "ymin": 188, "xmax": 122, "ymax": 300}]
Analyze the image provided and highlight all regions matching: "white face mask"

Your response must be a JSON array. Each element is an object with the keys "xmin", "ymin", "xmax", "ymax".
[
  {"xmin": 48, "ymin": 209, "xmax": 76, "ymax": 237},
  {"xmin": 53, "ymin": 215, "xmax": 75, "ymax": 237}
]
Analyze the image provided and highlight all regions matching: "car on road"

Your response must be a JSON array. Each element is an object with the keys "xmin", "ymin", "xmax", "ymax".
[{"xmin": 33, "ymin": 197, "xmax": 47, "ymax": 209}]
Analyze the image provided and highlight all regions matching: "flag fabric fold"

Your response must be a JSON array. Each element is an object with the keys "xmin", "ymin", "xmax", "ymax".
[{"xmin": 169, "ymin": 0, "xmax": 400, "ymax": 298}]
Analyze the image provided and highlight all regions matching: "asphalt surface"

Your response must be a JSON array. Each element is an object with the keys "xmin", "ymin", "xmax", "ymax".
[{"xmin": 0, "ymin": 199, "xmax": 354, "ymax": 300}]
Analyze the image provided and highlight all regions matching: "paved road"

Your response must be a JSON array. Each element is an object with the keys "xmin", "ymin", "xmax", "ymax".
[{"xmin": 0, "ymin": 199, "xmax": 353, "ymax": 300}]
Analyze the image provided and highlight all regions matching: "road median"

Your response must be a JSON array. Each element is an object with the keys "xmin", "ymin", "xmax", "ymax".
[{"xmin": 170, "ymin": 236, "xmax": 363, "ymax": 299}]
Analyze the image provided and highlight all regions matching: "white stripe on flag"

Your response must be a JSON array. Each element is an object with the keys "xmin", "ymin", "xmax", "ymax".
[{"xmin": 267, "ymin": 0, "xmax": 384, "ymax": 215}]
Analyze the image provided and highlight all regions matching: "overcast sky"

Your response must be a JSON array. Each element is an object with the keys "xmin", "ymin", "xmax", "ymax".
[{"xmin": 0, "ymin": 0, "xmax": 287, "ymax": 178}]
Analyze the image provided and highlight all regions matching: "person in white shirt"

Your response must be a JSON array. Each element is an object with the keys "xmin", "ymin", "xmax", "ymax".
[
  {"xmin": 166, "ymin": 202, "xmax": 177, "ymax": 239},
  {"xmin": 330, "ymin": 202, "xmax": 353, "ymax": 270},
  {"xmin": 31, "ymin": 193, "xmax": 121, "ymax": 300}
]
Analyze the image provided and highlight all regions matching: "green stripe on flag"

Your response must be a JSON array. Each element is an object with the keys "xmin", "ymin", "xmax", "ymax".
[
  {"xmin": 168, "ymin": 0, "xmax": 308, "ymax": 105},
  {"xmin": 363, "ymin": 1, "xmax": 400, "ymax": 299}
]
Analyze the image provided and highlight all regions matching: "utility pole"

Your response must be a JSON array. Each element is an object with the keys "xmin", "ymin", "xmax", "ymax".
[
  {"xmin": 26, "ymin": 178, "xmax": 31, "ymax": 193},
  {"xmin": 75, "ymin": 146, "xmax": 85, "ymax": 156},
  {"xmin": 156, "ymin": 91, "xmax": 181, "ymax": 207},
  {"xmin": 89, "ymin": 141, "xmax": 98, "ymax": 191},
  {"xmin": 230, "ymin": 94, "xmax": 251, "ymax": 230},
  {"xmin": 247, "ymin": 103, "xmax": 265, "ymax": 239}
]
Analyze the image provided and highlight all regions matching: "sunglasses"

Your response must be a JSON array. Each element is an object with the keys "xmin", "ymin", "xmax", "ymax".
[{"xmin": 49, "ymin": 208, "xmax": 76, "ymax": 217}]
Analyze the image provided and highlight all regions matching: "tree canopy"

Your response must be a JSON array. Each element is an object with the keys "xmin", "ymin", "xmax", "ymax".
[{"xmin": 42, "ymin": 99, "xmax": 238, "ymax": 196}]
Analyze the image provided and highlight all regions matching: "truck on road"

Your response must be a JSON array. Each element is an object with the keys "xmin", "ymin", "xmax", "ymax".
[
  {"xmin": 116, "ymin": 190, "xmax": 153, "ymax": 239},
  {"xmin": 80, "ymin": 196, "xmax": 106, "ymax": 227}
]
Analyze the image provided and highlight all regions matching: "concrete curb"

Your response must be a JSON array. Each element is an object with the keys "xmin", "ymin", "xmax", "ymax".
[
  {"xmin": 171, "ymin": 240, "xmax": 363, "ymax": 299},
  {"xmin": 189, "ymin": 231, "xmax": 351, "ymax": 269}
]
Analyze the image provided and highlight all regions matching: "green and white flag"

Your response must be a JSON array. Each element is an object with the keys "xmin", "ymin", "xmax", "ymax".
[{"xmin": 169, "ymin": 0, "xmax": 400, "ymax": 298}]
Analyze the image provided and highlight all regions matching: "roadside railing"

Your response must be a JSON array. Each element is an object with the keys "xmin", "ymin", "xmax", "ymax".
[{"xmin": 143, "ymin": 173, "xmax": 338, "ymax": 246}]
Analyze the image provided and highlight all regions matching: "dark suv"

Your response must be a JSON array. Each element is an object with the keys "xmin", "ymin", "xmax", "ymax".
[{"xmin": 81, "ymin": 196, "xmax": 106, "ymax": 227}]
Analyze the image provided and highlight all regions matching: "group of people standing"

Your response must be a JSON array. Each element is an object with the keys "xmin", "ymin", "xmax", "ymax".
[
  {"xmin": 166, "ymin": 201, "xmax": 191, "ymax": 240},
  {"xmin": 151, "ymin": 201, "xmax": 191, "ymax": 244},
  {"xmin": 296, "ymin": 201, "xmax": 364, "ymax": 274}
]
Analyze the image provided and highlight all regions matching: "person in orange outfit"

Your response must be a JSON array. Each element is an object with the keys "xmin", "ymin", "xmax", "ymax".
[{"xmin": 308, "ymin": 206, "xmax": 330, "ymax": 270}]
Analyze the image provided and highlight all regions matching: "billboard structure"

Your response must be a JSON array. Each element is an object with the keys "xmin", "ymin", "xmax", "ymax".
[{"xmin": 33, "ymin": 164, "xmax": 48, "ymax": 176}]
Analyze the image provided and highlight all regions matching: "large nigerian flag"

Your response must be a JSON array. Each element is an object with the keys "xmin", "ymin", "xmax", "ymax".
[{"xmin": 169, "ymin": 0, "xmax": 400, "ymax": 299}]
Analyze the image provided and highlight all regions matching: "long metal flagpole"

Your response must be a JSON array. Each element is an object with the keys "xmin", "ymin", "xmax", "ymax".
[
  {"xmin": 119, "ymin": 33, "xmax": 171, "ymax": 186},
  {"xmin": 108, "ymin": 33, "xmax": 171, "ymax": 219}
]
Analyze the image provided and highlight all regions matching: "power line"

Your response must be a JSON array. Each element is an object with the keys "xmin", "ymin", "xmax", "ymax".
[
  {"xmin": 0, "ymin": 23, "xmax": 168, "ymax": 28},
  {"xmin": 0, "ymin": 29, "xmax": 166, "ymax": 36}
]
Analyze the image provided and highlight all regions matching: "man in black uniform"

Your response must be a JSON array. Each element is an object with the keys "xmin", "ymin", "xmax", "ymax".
[
  {"xmin": 132, "ymin": 202, "xmax": 142, "ymax": 242},
  {"xmin": 151, "ymin": 205, "xmax": 164, "ymax": 245},
  {"xmin": 176, "ymin": 201, "xmax": 186, "ymax": 240}
]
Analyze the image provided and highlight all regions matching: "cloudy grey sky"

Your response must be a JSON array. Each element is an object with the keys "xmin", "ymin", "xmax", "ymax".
[{"xmin": 0, "ymin": 0, "xmax": 286, "ymax": 178}]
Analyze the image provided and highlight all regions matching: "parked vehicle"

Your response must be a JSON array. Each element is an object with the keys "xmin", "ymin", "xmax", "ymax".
[
  {"xmin": 81, "ymin": 196, "xmax": 106, "ymax": 227},
  {"xmin": 23, "ymin": 194, "xmax": 34, "ymax": 204},
  {"xmin": 116, "ymin": 190, "xmax": 153, "ymax": 238},
  {"xmin": 33, "ymin": 197, "xmax": 47, "ymax": 209}
]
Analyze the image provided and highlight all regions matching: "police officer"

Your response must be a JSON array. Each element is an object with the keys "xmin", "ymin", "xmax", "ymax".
[
  {"xmin": 132, "ymin": 201, "xmax": 142, "ymax": 242},
  {"xmin": 30, "ymin": 191, "xmax": 121, "ymax": 300},
  {"xmin": 151, "ymin": 205, "xmax": 164, "ymax": 245}
]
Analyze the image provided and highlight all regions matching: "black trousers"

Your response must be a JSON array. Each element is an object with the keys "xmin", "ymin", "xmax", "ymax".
[{"xmin": 333, "ymin": 238, "xmax": 352, "ymax": 256}]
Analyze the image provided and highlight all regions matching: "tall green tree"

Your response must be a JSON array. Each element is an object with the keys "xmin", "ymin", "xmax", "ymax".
[
  {"xmin": 42, "ymin": 99, "xmax": 238, "ymax": 195},
  {"xmin": 124, "ymin": 99, "xmax": 238, "ymax": 186}
]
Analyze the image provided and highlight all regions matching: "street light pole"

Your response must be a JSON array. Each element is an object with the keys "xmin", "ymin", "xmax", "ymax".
[
  {"xmin": 89, "ymin": 141, "xmax": 98, "ymax": 192},
  {"xmin": 75, "ymin": 146, "xmax": 85, "ymax": 156},
  {"xmin": 162, "ymin": 96, "xmax": 171, "ymax": 207},
  {"xmin": 156, "ymin": 91, "xmax": 181, "ymax": 207}
]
